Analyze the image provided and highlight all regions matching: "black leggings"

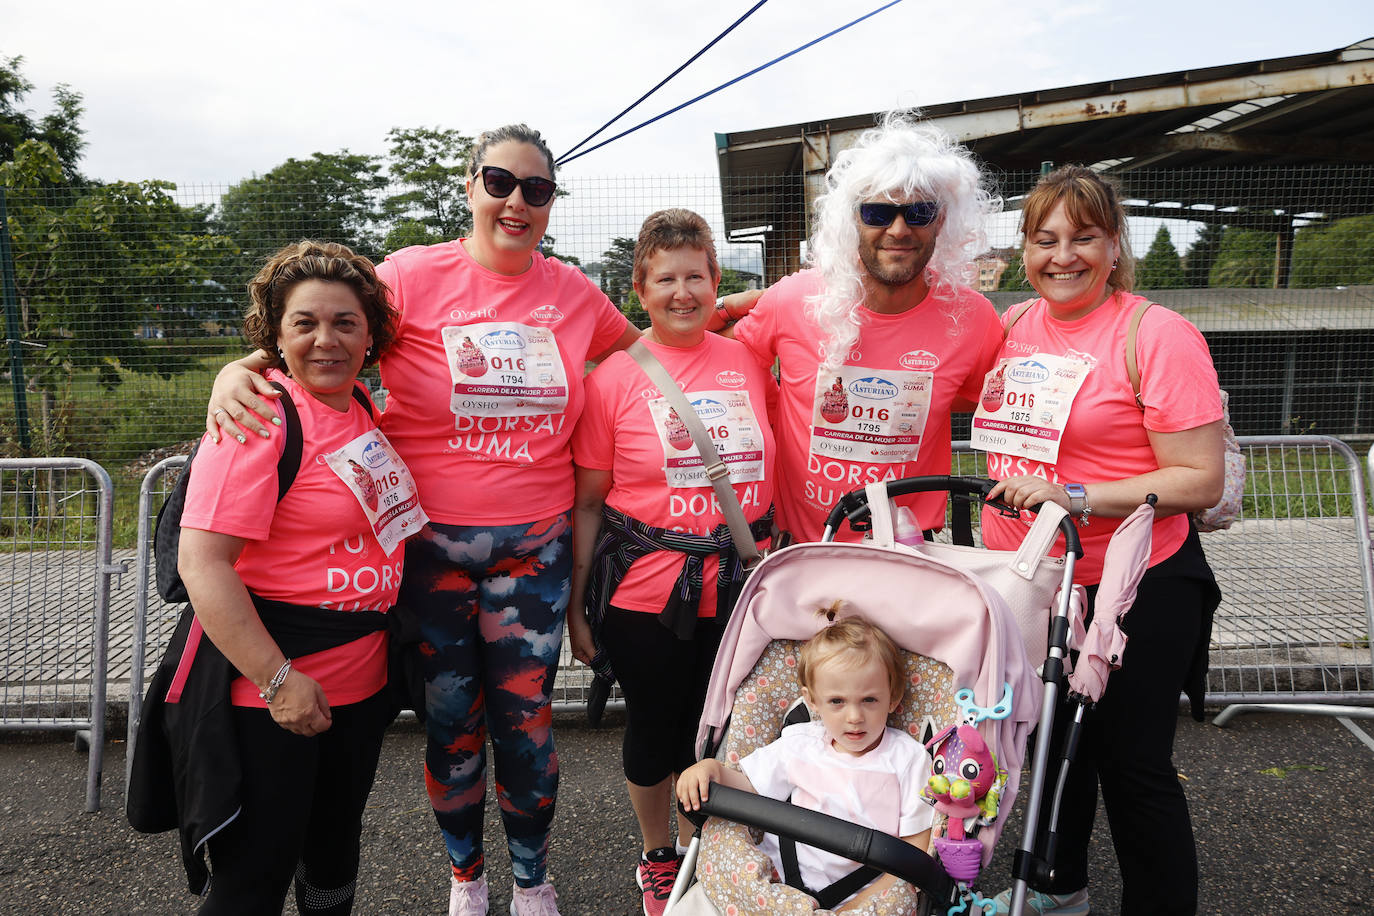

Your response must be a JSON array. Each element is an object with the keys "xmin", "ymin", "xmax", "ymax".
[
  {"xmin": 1035, "ymin": 553, "xmax": 1210, "ymax": 913},
  {"xmin": 199, "ymin": 689, "xmax": 392, "ymax": 916},
  {"xmin": 600, "ymin": 605, "xmax": 723, "ymax": 787}
]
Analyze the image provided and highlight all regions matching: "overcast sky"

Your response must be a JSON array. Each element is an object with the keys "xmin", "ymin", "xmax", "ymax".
[{"xmin": 7, "ymin": 1, "xmax": 1370, "ymax": 188}]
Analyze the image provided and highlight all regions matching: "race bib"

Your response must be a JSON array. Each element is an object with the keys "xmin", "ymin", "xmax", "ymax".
[
  {"xmin": 807, "ymin": 367, "xmax": 933, "ymax": 465},
  {"xmin": 321, "ymin": 429, "xmax": 428, "ymax": 556},
  {"xmin": 650, "ymin": 389, "xmax": 767, "ymax": 489},
  {"xmin": 970, "ymin": 353, "xmax": 1091, "ymax": 465},
  {"xmin": 444, "ymin": 322, "xmax": 569, "ymax": 418}
]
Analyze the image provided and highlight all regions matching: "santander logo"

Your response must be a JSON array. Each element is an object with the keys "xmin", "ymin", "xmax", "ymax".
[
  {"xmin": 530, "ymin": 304, "xmax": 564, "ymax": 324},
  {"xmin": 899, "ymin": 350, "xmax": 940, "ymax": 372},
  {"xmin": 715, "ymin": 370, "xmax": 747, "ymax": 389}
]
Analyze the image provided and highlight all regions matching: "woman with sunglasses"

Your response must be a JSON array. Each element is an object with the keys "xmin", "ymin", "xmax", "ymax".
[{"xmin": 205, "ymin": 124, "xmax": 638, "ymax": 916}]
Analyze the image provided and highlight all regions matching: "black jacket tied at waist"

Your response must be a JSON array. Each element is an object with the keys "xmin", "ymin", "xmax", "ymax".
[
  {"xmin": 586, "ymin": 502, "xmax": 774, "ymax": 656},
  {"xmin": 126, "ymin": 595, "xmax": 390, "ymax": 894}
]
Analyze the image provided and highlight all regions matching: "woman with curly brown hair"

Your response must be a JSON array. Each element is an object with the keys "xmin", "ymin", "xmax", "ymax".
[{"xmin": 146, "ymin": 239, "xmax": 423, "ymax": 915}]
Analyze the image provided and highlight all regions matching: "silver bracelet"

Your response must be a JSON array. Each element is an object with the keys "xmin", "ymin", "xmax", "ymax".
[
  {"xmin": 714, "ymin": 296, "xmax": 731, "ymax": 326},
  {"xmin": 259, "ymin": 659, "xmax": 292, "ymax": 704}
]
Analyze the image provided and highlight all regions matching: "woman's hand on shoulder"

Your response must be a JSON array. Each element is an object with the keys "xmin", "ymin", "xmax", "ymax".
[
  {"xmin": 206, "ymin": 351, "xmax": 284, "ymax": 444},
  {"xmin": 720, "ymin": 288, "xmax": 763, "ymax": 319},
  {"xmin": 267, "ymin": 669, "xmax": 333, "ymax": 736},
  {"xmin": 986, "ymin": 475, "xmax": 1068, "ymax": 514}
]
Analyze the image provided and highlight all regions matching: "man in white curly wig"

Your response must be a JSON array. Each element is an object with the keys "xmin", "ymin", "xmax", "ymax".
[{"xmin": 720, "ymin": 112, "xmax": 1004, "ymax": 542}]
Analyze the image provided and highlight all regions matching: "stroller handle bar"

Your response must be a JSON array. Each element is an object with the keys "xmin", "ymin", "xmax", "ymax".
[
  {"xmin": 821, "ymin": 475, "xmax": 1084, "ymax": 559},
  {"xmin": 690, "ymin": 783, "xmax": 956, "ymax": 904}
]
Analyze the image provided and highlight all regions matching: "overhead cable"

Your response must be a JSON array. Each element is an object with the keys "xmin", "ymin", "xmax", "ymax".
[
  {"xmin": 556, "ymin": 0, "xmax": 771, "ymax": 165},
  {"xmin": 556, "ymin": 0, "xmax": 905, "ymax": 167}
]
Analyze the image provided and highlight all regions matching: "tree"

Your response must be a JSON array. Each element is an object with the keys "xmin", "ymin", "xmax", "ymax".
[
  {"xmin": 2, "ymin": 141, "xmax": 233, "ymax": 456},
  {"xmin": 1136, "ymin": 226, "xmax": 1185, "ymax": 290},
  {"xmin": 599, "ymin": 237, "xmax": 636, "ymax": 306},
  {"xmin": 215, "ymin": 151, "xmax": 386, "ymax": 270},
  {"xmin": 717, "ymin": 268, "xmax": 756, "ymax": 297},
  {"xmin": 381, "ymin": 126, "xmax": 474, "ymax": 252},
  {"xmin": 1209, "ymin": 228, "xmax": 1276, "ymax": 288},
  {"xmin": 998, "ymin": 250, "xmax": 1033, "ymax": 292},
  {"xmin": 1289, "ymin": 214, "xmax": 1374, "ymax": 288},
  {"xmin": 1, "ymin": 55, "xmax": 85, "ymax": 181},
  {"xmin": 1183, "ymin": 223, "xmax": 1224, "ymax": 288}
]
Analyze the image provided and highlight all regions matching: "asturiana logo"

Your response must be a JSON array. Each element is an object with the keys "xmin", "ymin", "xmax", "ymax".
[
  {"xmin": 716, "ymin": 370, "xmax": 747, "ymax": 388},
  {"xmin": 530, "ymin": 304, "xmax": 564, "ymax": 323},
  {"xmin": 361, "ymin": 440, "xmax": 390, "ymax": 469},
  {"xmin": 479, "ymin": 329, "xmax": 526, "ymax": 351},
  {"xmin": 1008, "ymin": 360, "xmax": 1051, "ymax": 385},
  {"xmin": 848, "ymin": 377, "xmax": 899, "ymax": 401},
  {"xmin": 692, "ymin": 397, "xmax": 728, "ymax": 421},
  {"xmin": 899, "ymin": 350, "xmax": 940, "ymax": 372}
]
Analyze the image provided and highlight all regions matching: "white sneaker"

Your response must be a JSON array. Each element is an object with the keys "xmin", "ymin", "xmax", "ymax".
[
  {"xmin": 450, "ymin": 874, "xmax": 489, "ymax": 916},
  {"xmin": 509, "ymin": 881, "xmax": 560, "ymax": 916}
]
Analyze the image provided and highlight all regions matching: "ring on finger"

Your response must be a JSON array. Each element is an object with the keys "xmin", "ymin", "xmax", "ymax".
[{"xmin": 212, "ymin": 408, "xmax": 225, "ymax": 417}]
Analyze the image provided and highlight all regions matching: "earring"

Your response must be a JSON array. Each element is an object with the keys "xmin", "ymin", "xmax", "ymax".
[
  {"xmin": 277, "ymin": 348, "xmax": 285, "ymax": 361},
  {"xmin": 1111, "ymin": 260, "xmax": 1119, "ymax": 271},
  {"xmin": 366, "ymin": 345, "xmax": 374, "ymax": 358}
]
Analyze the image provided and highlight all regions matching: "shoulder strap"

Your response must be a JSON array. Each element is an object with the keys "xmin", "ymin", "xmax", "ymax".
[
  {"xmin": 627, "ymin": 340, "xmax": 761, "ymax": 566},
  {"xmin": 1001, "ymin": 298, "xmax": 1038, "ymax": 339},
  {"xmin": 1123, "ymin": 300, "xmax": 1156, "ymax": 411},
  {"xmin": 778, "ymin": 832, "xmax": 880, "ymax": 909}
]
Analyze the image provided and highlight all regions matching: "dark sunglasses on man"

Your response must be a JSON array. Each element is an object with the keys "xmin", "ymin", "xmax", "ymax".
[
  {"xmin": 858, "ymin": 201, "xmax": 940, "ymax": 228},
  {"xmin": 479, "ymin": 166, "xmax": 557, "ymax": 207}
]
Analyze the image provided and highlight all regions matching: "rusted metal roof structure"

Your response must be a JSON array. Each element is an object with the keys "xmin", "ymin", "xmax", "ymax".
[{"xmin": 716, "ymin": 37, "xmax": 1374, "ymax": 281}]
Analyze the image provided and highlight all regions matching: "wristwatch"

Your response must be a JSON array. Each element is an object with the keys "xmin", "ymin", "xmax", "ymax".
[{"xmin": 1064, "ymin": 483, "xmax": 1091, "ymax": 525}]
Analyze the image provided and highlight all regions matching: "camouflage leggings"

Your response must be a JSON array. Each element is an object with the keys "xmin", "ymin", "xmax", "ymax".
[{"xmin": 399, "ymin": 513, "xmax": 571, "ymax": 887}]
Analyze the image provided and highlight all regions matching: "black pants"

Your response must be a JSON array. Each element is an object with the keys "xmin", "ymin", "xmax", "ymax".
[
  {"xmin": 1036, "ymin": 543, "xmax": 1211, "ymax": 914},
  {"xmin": 600, "ymin": 605, "xmax": 724, "ymax": 786},
  {"xmin": 200, "ymin": 689, "xmax": 392, "ymax": 916}
]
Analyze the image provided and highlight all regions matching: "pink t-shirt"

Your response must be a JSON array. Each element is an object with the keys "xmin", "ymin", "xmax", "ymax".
[
  {"xmin": 375, "ymin": 240, "xmax": 629, "ymax": 524},
  {"xmin": 733, "ymin": 270, "xmax": 1002, "ymax": 541},
  {"xmin": 182, "ymin": 371, "xmax": 405, "ymax": 706},
  {"xmin": 740, "ymin": 721, "xmax": 932, "ymax": 902},
  {"xmin": 572, "ymin": 336, "xmax": 776, "ymax": 617},
  {"xmin": 979, "ymin": 293, "xmax": 1223, "ymax": 584}
]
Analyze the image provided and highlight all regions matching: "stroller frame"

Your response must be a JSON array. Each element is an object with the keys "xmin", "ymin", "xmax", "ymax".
[{"xmin": 666, "ymin": 477, "xmax": 1085, "ymax": 916}]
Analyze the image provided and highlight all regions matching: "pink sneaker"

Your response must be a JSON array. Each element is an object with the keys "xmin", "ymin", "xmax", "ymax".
[
  {"xmin": 636, "ymin": 847, "xmax": 682, "ymax": 916},
  {"xmin": 509, "ymin": 881, "xmax": 561, "ymax": 916},
  {"xmin": 449, "ymin": 875, "xmax": 488, "ymax": 916}
]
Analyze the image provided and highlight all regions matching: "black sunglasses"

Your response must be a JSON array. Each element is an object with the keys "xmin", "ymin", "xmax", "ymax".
[
  {"xmin": 479, "ymin": 166, "xmax": 557, "ymax": 207},
  {"xmin": 858, "ymin": 201, "xmax": 941, "ymax": 228}
]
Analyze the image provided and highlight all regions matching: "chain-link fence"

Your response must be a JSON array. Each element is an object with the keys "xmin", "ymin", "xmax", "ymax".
[{"xmin": 2, "ymin": 167, "xmax": 1372, "ymax": 545}]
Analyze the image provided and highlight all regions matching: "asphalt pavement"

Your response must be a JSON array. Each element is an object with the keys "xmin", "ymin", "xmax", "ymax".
[{"xmin": 0, "ymin": 706, "xmax": 1371, "ymax": 915}]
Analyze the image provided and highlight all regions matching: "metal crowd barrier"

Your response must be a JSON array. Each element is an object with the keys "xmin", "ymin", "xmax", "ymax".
[
  {"xmin": 113, "ymin": 435, "xmax": 1374, "ymax": 771},
  {"xmin": 0, "ymin": 457, "xmax": 120, "ymax": 812},
  {"xmin": 1207, "ymin": 436, "xmax": 1374, "ymax": 725},
  {"xmin": 127, "ymin": 456, "xmax": 621, "ymax": 768}
]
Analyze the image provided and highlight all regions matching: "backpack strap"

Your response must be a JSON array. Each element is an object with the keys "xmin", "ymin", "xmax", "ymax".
[
  {"xmin": 1122, "ymin": 300, "xmax": 1156, "ymax": 411},
  {"xmin": 351, "ymin": 380, "xmax": 376, "ymax": 419},
  {"xmin": 270, "ymin": 381, "xmax": 304, "ymax": 500}
]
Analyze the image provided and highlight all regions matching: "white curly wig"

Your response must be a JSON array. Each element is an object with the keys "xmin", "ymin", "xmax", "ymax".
[{"xmin": 807, "ymin": 111, "xmax": 1000, "ymax": 369}]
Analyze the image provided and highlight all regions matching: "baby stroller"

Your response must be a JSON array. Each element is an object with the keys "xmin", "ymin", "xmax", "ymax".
[{"xmin": 665, "ymin": 477, "xmax": 1152, "ymax": 916}]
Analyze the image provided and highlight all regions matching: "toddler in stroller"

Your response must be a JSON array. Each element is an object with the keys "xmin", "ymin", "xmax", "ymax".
[
  {"xmin": 664, "ymin": 479, "xmax": 1052, "ymax": 915},
  {"xmin": 677, "ymin": 614, "xmax": 935, "ymax": 912}
]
